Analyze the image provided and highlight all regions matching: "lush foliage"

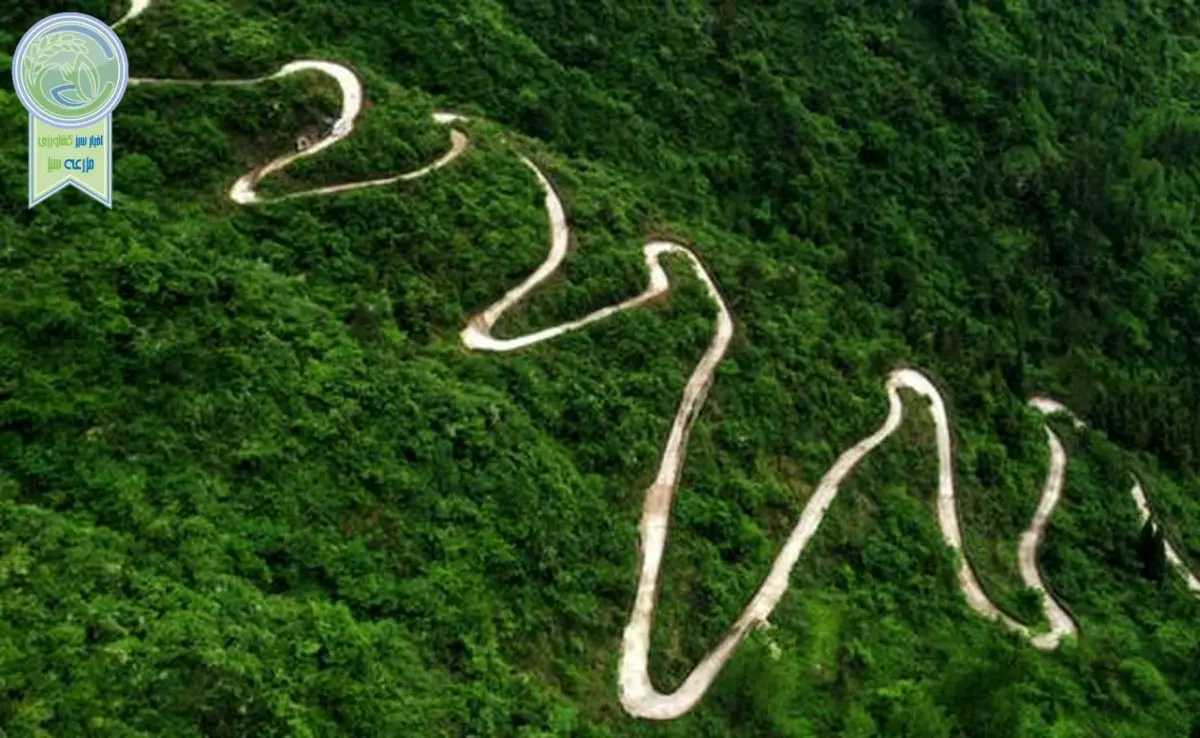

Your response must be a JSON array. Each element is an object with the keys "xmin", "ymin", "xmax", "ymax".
[{"xmin": 1, "ymin": 0, "xmax": 1199, "ymax": 735}]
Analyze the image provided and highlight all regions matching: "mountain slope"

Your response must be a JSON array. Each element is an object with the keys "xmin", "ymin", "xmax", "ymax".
[{"xmin": 1, "ymin": 0, "xmax": 1199, "ymax": 735}]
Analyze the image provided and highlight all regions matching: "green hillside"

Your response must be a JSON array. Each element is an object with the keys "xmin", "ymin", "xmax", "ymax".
[{"xmin": 2, "ymin": 0, "xmax": 1200, "ymax": 735}]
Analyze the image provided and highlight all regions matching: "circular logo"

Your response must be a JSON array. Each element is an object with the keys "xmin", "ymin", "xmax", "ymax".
[{"xmin": 11, "ymin": 13, "xmax": 128, "ymax": 128}]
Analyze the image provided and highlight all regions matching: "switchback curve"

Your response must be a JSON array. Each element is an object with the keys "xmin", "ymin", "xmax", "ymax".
[
  {"xmin": 112, "ymin": 0, "xmax": 150, "ymax": 29},
  {"xmin": 106, "ymin": 3, "xmax": 1199, "ymax": 720},
  {"xmin": 128, "ymin": 60, "xmax": 469, "ymax": 204}
]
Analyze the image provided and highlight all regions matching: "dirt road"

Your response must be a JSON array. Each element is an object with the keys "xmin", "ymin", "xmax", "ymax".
[{"xmin": 110, "ymin": 1, "xmax": 1199, "ymax": 720}]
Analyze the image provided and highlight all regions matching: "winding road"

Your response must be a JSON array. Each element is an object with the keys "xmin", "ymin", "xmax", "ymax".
[{"xmin": 106, "ymin": 0, "xmax": 1199, "ymax": 720}]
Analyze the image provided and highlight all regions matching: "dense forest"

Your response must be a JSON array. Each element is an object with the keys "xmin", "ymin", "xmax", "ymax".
[{"xmin": 2, "ymin": 0, "xmax": 1200, "ymax": 735}]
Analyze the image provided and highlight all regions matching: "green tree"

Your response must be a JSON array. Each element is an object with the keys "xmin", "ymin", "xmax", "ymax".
[{"xmin": 1137, "ymin": 520, "xmax": 1168, "ymax": 583}]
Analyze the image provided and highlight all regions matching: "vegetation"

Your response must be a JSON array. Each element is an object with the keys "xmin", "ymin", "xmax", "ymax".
[
  {"xmin": 1, "ymin": 0, "xmax": 1199, "ymax": 735},
  {"xmin": 1138, "ymin": 521, "xmax": 1168, "ymax": 583}
]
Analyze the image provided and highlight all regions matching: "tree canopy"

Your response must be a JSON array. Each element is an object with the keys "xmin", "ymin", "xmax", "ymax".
[{"xmin": 1, "ymin": 0, "xmax": 1199, "ymax": 735}]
